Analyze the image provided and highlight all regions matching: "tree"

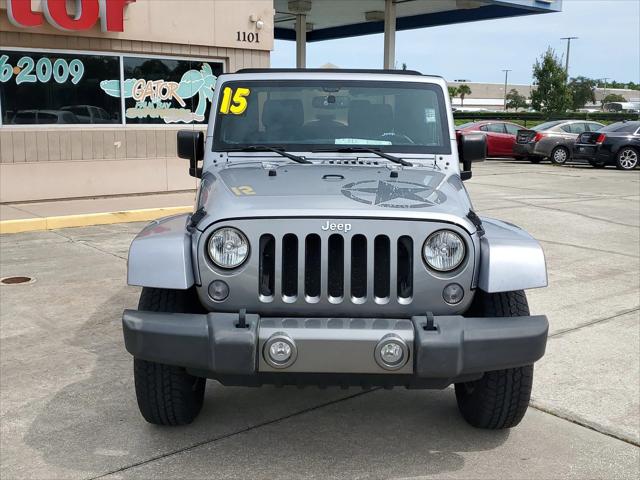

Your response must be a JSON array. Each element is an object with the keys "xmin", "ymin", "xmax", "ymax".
[
  {"xmin": 458, "ymin": 84, "xmax": 472, "ymax": 107},
  {"xmin": 568, "ymin": 76, "xmax": 596, "ymax": 111},
  {"xmin": 595, "ymin": 80, "xmax": 640, "ymax": 91},
  {"xmin": 529, "ymin": 48, "xmax": 570, "ymax": 113},
  {"xmin": 448, "ymin": 86, "xmax": 459, "ymax": 99},
  {"xmin": 505, "ymin": 88, "xmax": 528, "ymax": 111}
]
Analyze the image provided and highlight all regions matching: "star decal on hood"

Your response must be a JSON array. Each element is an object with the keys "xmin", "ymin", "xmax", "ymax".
[{"xmin": 341, "ymin": 180, "xmax": 446, "ymax": 209}]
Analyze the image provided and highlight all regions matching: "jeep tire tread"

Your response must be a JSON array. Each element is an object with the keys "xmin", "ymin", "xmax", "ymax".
[
  {"xmin": 133, "ymin": 287, "xmax": 206, "ymax": 426},
  {"xmin": 455, "ymin": 290, "xmax": 534, "ymax": 429}
]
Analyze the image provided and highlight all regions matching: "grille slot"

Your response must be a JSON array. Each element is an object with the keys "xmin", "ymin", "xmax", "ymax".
[
  {"xmin": 350, "ymin": 235, "xmax": 367, "ymax": 301},
  {"xmin": 281, "ymin": 234, "xmax": 298, "ymax": 299},
  {"xmin": 305, "ymin": 234, "xmax": 322, "ymax": 300},
  {"xmin": 397, "ymin": 236, "xmax": 413, "ymax": 300},
  {"xmin": 257, "ymin": 229, "xmax": 416, "ymax": 306},
  {"xmin": 327, "ymin": 234, "xmax": 344, "ymax": 300},
  {"xmin": 259, "ymin": 234, "xmax": 275, "ymax": 299},
  {"xmin": 374, "ymin": 235, "xmax": 390, "ymax": 301}
]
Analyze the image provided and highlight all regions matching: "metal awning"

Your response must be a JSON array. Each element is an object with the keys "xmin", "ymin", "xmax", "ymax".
[{"xmin": 274, "ymin": 0, "xmax": 562, "ymax": 68}]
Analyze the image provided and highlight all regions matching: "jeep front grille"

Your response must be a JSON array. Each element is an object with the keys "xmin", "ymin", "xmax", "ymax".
[
  {"xmin": 258, "ymin": 233, "xmax": 414, "ymax": 305},
  {"xmin": 198, "ymin": 218, "xmax": 476, "ymax": 317}
]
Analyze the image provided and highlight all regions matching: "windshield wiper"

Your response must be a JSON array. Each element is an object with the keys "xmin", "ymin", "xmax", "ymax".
[
  {"xmin": 312, "ymin": 147, "xmax": 413, "ymax": 167},
  {"xmin": 225, "ymin": 146, "xmax": 311, "ymax": 164}
]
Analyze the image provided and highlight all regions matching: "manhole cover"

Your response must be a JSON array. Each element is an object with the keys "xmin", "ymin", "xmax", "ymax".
[{"xmin": 1, "ymin": 276, "xmax": 35, "ymax": 285}]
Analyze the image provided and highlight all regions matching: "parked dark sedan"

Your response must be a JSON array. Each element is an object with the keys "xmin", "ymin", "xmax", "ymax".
[{"xmin": 573, "ymin": 121, "xmax": 640, "ymax": 170}]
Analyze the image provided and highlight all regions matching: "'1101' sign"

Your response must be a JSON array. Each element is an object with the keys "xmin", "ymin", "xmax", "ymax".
[{"xmin": 6, "ymin": 0, "xmax": 134, "ymax": 32}]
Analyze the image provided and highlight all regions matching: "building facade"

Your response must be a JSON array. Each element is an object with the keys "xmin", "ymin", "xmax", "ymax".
[
  {"xmin": 1, "ymin": 0, "xmax": 564, "ymax": 203},
  {"xmin": 448, "ymin": 81, "xmax": 640, "ymax": 112},
  {"xmin": 0, "ymin": 0, "xmax": 274, "ymax": 202}
]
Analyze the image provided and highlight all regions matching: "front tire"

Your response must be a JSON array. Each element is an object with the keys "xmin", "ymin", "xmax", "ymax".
[
  {"xmin": 133, "ymin": 288, "xmax": 206, "ymax": 426},
  {"xmin": 550, "ymin": 146, "xmax": 569, "ymax": 165},
  {"xmin": 615, "ymin": 147, "xmax": 638, "ymax": 170},
  {"xmin": 455, "ymin": 290, "xmax": 534, "ymax": 429}
]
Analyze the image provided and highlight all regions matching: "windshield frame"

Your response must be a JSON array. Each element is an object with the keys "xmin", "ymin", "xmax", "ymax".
[{"xmin": 211, "ymin": 80, "xmax": 452, "ymax": 155}]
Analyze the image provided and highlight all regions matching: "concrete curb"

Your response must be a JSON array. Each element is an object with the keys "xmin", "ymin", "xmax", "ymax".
[{"xmin": 0, "ymin": 206, "xmax": 193, "ymax": 234}]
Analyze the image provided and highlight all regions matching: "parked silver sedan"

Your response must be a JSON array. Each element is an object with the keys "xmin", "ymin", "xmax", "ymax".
[{"xmin": 513, "ymin": 120, "xmax": 605, "ymax": 164}]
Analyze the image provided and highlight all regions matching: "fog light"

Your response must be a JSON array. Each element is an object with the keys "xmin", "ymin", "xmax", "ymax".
[
  {"xmin": 208, "ymin": 280, "xmax": 229, "ymax": 301},
  {"xmin": 374, "ymin": 334, "xmax": 408, "ymax": 370},
  {"xmin": 380, "ymin": 343, "xmax": 402, "ymax": 364},
  {"xmin": 264, "ymin": 333, "xmax": 297, "ymax": 368},
  {"xmin": 443, "ymin": 283, "xmax": 464, "ymax": 304}
]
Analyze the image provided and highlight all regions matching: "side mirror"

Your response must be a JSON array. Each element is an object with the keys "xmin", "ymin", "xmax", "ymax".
[
  {"xmin": 177, "ymin": 130, "xmax": 205, "ymax": 178},
  {"xmin": 458, "ymin": 132, "xmax": 487, "ymax": 181}
]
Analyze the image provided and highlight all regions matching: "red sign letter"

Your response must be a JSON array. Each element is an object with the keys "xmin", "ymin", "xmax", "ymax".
[
  {"xmin": 99, "ymin": 0, "xmax": 130, "ymax": 32},
  {"xmin": 43, "ymin": 0, "xmax": 100, "ymax": 31},
  {"xmin": 7, "ymin": 0, "xmax": 44, "ymax": 27}
]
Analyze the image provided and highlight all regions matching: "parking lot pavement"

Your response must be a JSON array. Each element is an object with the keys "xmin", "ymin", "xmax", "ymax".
[{"xmin": 1, "ymin": 161, "xmax": 639, "ymax": 479}]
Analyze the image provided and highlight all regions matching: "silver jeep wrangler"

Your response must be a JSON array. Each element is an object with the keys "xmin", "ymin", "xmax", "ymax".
[{"xmin": 122, "ymin": 69, "xmax": 548, "ymax": 429}]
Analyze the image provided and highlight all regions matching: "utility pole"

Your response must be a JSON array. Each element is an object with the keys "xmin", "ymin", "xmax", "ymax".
[
  {"xmin": 560, "ymin": 36, "xmax": 578, "ymax": 81},
  {"xmin": 502, "ymin": 69, "xmax": 511, "ymax": 110},
  {"xmin": 601, "ymin": 77, "xmax": 610, "ymax": 109},
  {"xmin": 601, "ymin": 77, "xmax": 610, "ymax": 96}
]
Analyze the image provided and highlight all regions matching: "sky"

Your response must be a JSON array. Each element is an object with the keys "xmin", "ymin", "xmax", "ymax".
[{"xmin": 271, "ymin": 0, "xmax": 640, "ymax": 85}]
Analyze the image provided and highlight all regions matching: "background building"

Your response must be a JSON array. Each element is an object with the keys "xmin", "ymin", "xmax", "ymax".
[
  {"xmin": 447, "ymin": 81, "xmax": 639, "ymax": 112},
  {"xmin": 0, "ymin": 0, "xmax": 273, "ymax": 202},
  {"xmin": 1, "ymin": 0, "xmax": 561, "ymax": 203}
]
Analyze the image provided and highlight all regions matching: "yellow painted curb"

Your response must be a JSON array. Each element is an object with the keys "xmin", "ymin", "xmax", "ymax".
[{"xmin": 0, "ymin": 206, "xmax": 193, "ymax": 234}]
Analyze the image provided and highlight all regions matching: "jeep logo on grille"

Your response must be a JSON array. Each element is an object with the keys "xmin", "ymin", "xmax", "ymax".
[{"xmin": 321, "ymin": 221, "xmax": 352, "ymax": 233}]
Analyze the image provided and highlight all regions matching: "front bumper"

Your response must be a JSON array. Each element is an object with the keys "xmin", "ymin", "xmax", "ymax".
[{"xmin": 122, "ymin": 310, "xmax": 548, "ymax": 388}]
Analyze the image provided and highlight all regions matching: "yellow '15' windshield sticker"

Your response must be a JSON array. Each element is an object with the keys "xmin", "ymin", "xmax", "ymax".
[{"xmin": 219, "ymin": 87, "xmax": 250, "ymax": 114}]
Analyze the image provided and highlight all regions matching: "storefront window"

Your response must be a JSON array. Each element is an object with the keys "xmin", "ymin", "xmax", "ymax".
[
  {"xmin": 0, "ymin": 50, "xmax": 121, "ymax": 124},
  {"xmin": 119, "ymin": 57, "xmax": 223, "ymax": 124},
  {"xmin": 0, "ymin": 51, "xmax": 224, "ymax": 126}
]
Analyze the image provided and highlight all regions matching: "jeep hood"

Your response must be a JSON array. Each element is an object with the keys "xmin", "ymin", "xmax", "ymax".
[{"xmin": 197, "ymin": 165, "xmax": 476, "ymax": 232}]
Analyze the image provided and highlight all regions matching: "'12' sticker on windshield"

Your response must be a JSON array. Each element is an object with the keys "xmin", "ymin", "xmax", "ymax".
[{"xmin": 219, "ymin": 87, "xmax": 250, "ymax": 115}]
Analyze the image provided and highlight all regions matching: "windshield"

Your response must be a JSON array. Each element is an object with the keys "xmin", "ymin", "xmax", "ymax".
[
  {"xmin": 532, "ymin": 120, "xmax": 563, "ymax": 131},
  {"xmin": 212, "ymin": 80, "xmax": 451, "ymax": 154}
]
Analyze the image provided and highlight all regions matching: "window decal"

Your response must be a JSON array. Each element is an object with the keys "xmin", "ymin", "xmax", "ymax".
[
  {"xmin": 219, "ymin": 87, "xmax": 251, "ymax": 115},
  {"xmin": 0, "ymin": 55, "xmax": 85, "ymax": 85},
  {"xmin": 100, "ymin": 63, "xmax": 218, "ymax": 123}
]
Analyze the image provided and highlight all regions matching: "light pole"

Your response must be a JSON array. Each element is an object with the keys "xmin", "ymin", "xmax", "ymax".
[
  {"xmin": 601, "ymin": 77, "xmax": 610, "ymax": 96},
  {"xmin": 601, "ymin": 77, "xmax": 610, "ymax": 110},
  {"xmin": 560, "ymin": 36, "xmax": 578, "ymax": 81},
  {"xmin": 502, "ymin": 69, "xmax": 511, "ymax": 110}
]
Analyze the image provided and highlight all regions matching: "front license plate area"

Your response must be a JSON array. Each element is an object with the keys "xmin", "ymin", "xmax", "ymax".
[{"xmin": 257, "ymin": 317, "xmax": 414, "ymax": 374}]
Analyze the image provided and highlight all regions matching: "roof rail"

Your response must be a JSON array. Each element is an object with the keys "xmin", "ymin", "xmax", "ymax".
[{"xmin": 236, "ymin": 68, "xmax": 423, "ymax": 75}]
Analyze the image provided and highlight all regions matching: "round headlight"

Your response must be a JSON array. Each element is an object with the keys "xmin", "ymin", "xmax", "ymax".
[
  {"xmin": 208, "ymin": 227, "xmax": 249, "ymax": 269},
  {"xmin": 423, "ymin": 230, "xmax": 466, "ymax": 272}
]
